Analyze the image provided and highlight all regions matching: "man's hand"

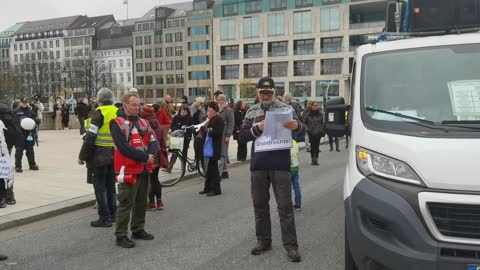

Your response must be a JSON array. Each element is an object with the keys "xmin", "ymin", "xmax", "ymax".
[
  {"xmin": 77, "ymin": 159, "xmax": 85, "ymax": 165},
  {"xmin": 284, "ymin": 120, "xmax": 299, "ymax": 130},
  {"xmin": 257, "ymin": 120, "xmax": 265, "ymax": 132},
  {"xmin": 147, "ymin": 154, "xmax": 156, "ymax": 164}
]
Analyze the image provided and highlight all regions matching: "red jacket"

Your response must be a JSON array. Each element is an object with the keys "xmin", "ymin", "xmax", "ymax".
[{"xmin": 156, "ymin": 108, "xmax": 171, "ymax": 126}]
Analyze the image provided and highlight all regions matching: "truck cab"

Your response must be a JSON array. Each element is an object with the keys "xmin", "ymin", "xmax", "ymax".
[{"xmin": 337, "ymin": 1, "xmax": 480, "ymax": 269}]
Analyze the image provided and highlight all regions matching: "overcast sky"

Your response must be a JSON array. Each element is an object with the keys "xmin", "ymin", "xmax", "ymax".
[{"xmin": 0, "ymin": 0, "xmax": 182, "ymax": 31}]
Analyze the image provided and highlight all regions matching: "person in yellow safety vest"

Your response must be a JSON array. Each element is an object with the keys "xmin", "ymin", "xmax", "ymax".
[{"xmin": 77, "ymin": 88, "xmax": 119, "ymax": 228}]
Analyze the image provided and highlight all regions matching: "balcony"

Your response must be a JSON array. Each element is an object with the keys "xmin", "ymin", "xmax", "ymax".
[{"xmin": 349, "ymin": 21, "xmax": 385, "ymax": 29}]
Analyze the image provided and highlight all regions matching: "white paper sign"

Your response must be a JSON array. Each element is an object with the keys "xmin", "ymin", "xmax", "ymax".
[
  {"xmin": 328, "ymin": 112, "xmax": 334, "ymax": 122},
  {"xmin": 0, "ymin": 157, "xmax": 12, "ymax": 179},
  {"xmin": 255, "ymin": 109, "xmax": 293, "ymax": 152},
  {"xmin": 448, "ymin": 80, "xmax": 480, "ymax": 116}
]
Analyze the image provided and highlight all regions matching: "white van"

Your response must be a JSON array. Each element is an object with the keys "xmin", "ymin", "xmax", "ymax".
[{"xmin": 342, "ymin": 30, "xmax": 480, "ymax": 269}]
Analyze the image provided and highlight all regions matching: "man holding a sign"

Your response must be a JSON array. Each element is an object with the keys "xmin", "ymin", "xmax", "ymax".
[{"xmin": 239, "ymin": 77, "xmax": 304, "ymax": 263}]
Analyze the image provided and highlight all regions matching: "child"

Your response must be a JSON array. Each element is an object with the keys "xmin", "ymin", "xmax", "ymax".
[{"xmin": 290, "ymin": 140, "xmax": 302, "ymax": 211}]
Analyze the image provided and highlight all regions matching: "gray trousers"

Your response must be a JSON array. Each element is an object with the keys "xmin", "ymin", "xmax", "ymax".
[
  {"xmin": 251, "ymin": 170, "xmax": 298, "ymax": 250},
  {"xmin": 218, "ymin": 140, "xmax": 230, "ymax": 174}
]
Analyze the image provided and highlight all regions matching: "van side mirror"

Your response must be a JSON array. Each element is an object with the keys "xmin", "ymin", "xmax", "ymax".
[{"xmin": 324, "ymin": 97, "xmax": 347, "ymax": 137}]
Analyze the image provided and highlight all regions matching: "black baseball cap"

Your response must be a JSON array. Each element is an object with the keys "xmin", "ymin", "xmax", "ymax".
[
  {"xmin": 20, "ymin": 97, "xmax": 28, "ymax": 103},
  {"xmin": 257, "ymin": 77, "xmax": 275, "ymax": 91}
]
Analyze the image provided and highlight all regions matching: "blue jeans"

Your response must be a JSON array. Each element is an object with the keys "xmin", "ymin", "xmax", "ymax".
[
  {"xmin": 291, "ymin": 171, "xmax": 301, "ymax": 207},
  {"xmin": 92, "ymin": 165, "xmax": 117, "ymax": 223}
]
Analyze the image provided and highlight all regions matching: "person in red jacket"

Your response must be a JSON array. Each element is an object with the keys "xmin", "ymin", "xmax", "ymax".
[{"xmin": 140, "ymin": 105, "xmax": 166, "ymax": 211}]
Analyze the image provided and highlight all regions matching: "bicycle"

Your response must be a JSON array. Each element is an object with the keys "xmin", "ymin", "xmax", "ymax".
[{"xmin": 160, "ymin": 125, "xmax": 206, "ymax": 187}]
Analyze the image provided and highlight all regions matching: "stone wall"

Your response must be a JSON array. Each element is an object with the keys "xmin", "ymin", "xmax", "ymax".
[{"xmin": 40, "ymin": 112, "xmax": 81, "ymax": 130}]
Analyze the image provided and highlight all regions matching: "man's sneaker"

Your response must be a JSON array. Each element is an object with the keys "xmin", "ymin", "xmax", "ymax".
[
  {"xmin": 132, "ymin": 230, "xmax": 154, "ymax": 240},
  {"xmin": 286, "ymin": 249, "xmax": 302, "ymax": 262},
  {"xmin": 0, "ymin": 198, "xmax": 6, "ymax": 208},
  {"xmin": 146, "ymin": 202, "xmax": 156, "ymax": 211},
  {"xmin": 251, "ymin": 242, "xmax": 272, "ymax": 255},
  {"xmin": 221, "ymin": 172, "xmax": 229, "ymax": 179},
  {"xmin": 157, "ymin": 201, "xmax": 164, "ymax": 210},
  {"xmin": 116, "ymin": 235, "xmax": 135, "ymax": 248},
  {"xmin": 15, "ymin": 168, "xmax": 23, "ymax": 173},
  {"xmin": 30, "ymin": 165, "xmax": 39, "ymax": 170},
  {"xmin": 294, "ymin": 205, "xmax": 302, "ymax": 211},
  {"xmin": 6, "ymin": 195, "xmax": 16, "ymax": 205},
  {"xmin": 90, "ymin": 220, "xmax": 112, "ymax": 228}
]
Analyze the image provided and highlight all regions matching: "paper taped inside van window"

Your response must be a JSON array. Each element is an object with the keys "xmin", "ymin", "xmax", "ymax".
[{"xmin": 448, "ymin": 80, "xmax": 480, "ymax": 116}]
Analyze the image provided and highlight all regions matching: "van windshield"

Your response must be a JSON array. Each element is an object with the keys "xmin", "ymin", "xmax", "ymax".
[{"xmin": 361, "ymin": 43, "xmax": 480, "ymax": 136}]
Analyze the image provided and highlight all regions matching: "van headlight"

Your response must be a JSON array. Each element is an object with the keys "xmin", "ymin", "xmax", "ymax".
[{"xmin": 356, "ymin": 146, "xmax": 424, "ymax": 186}]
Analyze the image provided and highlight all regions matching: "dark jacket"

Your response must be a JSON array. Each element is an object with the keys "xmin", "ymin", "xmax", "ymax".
[
  {"xmin": 0, "ymin": 103, "xmax": 21, "ymax": 148},
  {"xmin": 233, "ymin": 110, "xmax": 246, "ymax": 140},
  {"xmin": 239, "ymin": 100, "xmax": 304, "ymax": 171},
  {"xmin": 110, "ymin": 109, "xmax": 158, "ymax": 163},
  {"xmin": 75, "ymin": 102, "xmax": 90, "ymax": 119},
  {"xmin": 13, "ymin": 106, "xmax": 38, "ymax": 142},
  {"xmin": 304, "ymin": 110, "xmax": 325, "ymax": 138},
  {"xmin": 78, "ymin": 106, "xmax": 115, "ymax": 168},
  {"xmin": 205, "ymin": 116, "xmax": 225, "ymax": 160}
]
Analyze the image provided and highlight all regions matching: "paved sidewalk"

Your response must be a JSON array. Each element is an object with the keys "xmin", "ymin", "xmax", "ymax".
[{"xmin": 0, "ymin": 129, "xmax": 253, "ymax": 231}]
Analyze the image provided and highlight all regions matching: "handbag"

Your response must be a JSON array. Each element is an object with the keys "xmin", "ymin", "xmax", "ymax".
[{"xmin": 203, "ymin": 132, "xmax": 213, "ymax": 158}]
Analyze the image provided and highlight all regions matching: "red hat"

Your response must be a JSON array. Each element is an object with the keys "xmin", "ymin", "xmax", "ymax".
[{"xmin": 140, "ymin": 105, "xmax": 155, "ymax": 118}]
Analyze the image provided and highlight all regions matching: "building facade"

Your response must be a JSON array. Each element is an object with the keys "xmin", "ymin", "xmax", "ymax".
[
  {"xmin": 212, "ymin": 0, "xmax": 387, "ymax": 104},
  {"xmin": 0, "ymin": 23, "xmax": 24, "ymax": 71},
  {"xmin": 133, "ymin": 2, "xmax": 192, "ymax": 104}
]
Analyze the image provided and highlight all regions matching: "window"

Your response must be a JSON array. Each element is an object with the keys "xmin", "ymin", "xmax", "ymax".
[
  {"xmin": 166, "ymin": 47, "xmax": 173, "ymax": 57},
  {"xmin": 289, "ymin": 81, "xmax": 312, "ymax": 100},
  {"xmin": 296, "ymin": 0, "xmax": 313, "ymax": 8},
  {"xmin": 56, "ymin": 40, "xmax": 60, "ymax": 47},
  {"xmin": 166, "ymin": 61, "xmax": 173, "ymax": 70},
  {"xmin": 56, "ymin": 51, "xmax": 60, "ymax": 59},
  {"xmin": 189, "ymin": 56, "xmax": 209, "ymax": 65},
  {"xmin": 268, "ymin": 13, "xmax": 285, "ymax": 36},
  {"xmin": 270, "ymin": 0, "xmax": 287, "ymax": 10},
  {"xmin": 294, "ymin": 60, "xmax": 315, "ymax": 76},
  {"xmin": 136, "ymin": 50, "xmax": 143, "ymax": 59},
  {"xmin": 166, "ymin": 75, "xmax": 175, "ymax": 84},
  {"xmin": 154, "ymin": 34, "xmax": 162, "ymax": 44},
  {"xmin": 127, "ymin": 59, "xmax": 131, "ymax": 67},
  {"xmin": 321, "ymin": 7, "xmax": 340, "ymax": 32},
  {"xmin": 221, "ymin": 45, "xmax": 239, "ymax": 60},
  {"xmin": 221, "ymin": 65, "xmax": 239, "ymax": 80},
  {"xmin": 31, "ymin": 43, "xmax": 35, "ymax": 50},
  {"xmin": 294, "ymin": 11, "xmax": 311, "ymax": 34},
  {"xmin": 188, "ymin": 41, "xmax": 209, "ymax": 51},
  {"xmin": 194, "ymin": 1, "xmax": 207, "ymax": 10},
  {"xmin": 145, "ymin": 62, "xmax": 152, "ymax": 72},
  {"xmin": 268, "ymin": 62, "xmax": 288, "ymax": 77},
  {"xmin": 165, "ymin": 33, "xmax": 173, "ymax": 43},
  {"xmin": 316, "ymin": 80, "xmax": 339, "ymax": 98},
  {"xmin": 223, "ymin": 3, "xmax": 238, "ymax": 16},
  {"xmin": 176, "ymin": 74, "xmax": 184, "ymax": 84},
  {"xmin": 321, "ymin": 37, "xmax": 342, "ymax": 53},
  {"xmin": 155, "ymin": 62, "xmax": 162, "ymax": 71},
  {"xmin": 246, "ymin": 0, "xmax": 262, "ymax": 14},
  {"xmin": 136, "ymin": 63, "xmax": 143, "ymax": 72},
  {"xmin": 37, "ymin": 41, "xmax": 41, "ymax": 48},
  {"xmin": 120, "ymin": 59, "xmax": 124, "ymax": 68},
  {"xmin": 175, "ymin": 60, "xmax": 183, "ymax": 70},
  {"xmin": 244, "ymin": 63, "xmax": 263, "ymax": 78},
  {"xmin": 127, "ymin": 72, "xmax": 131, "ymax": 82},
  {"xmin": 244, "ymin": 43, "xmax": 262, "ymax": 59},
  {"xmin": 188, "ymin": 26, "xmax": 209, "ymax": 36},
  {"xmin": 144, "ymin": 35, "xmax": 152, "ymax": 45},
  {"xmin": 294, "ymin": 39, "xmax": 314, "ymax": 55},
  {"xmin": 156, "ymin": 89, "xmax": 164, "ymax": 97},
  {"xmin": 188, "ymin": 71, "xmax": 210, "ymax": 80},
  {"xmin": 268, "ymin": 41, "xmax": 288, "ymax": 57},
  {"xmin": 65, "ymin": 50, "xmax": 71, "ymax": 57},
  {"xmin": 145, "ymin": 49, "xmax": 152, "ymax": 58},
  {"xmin": 155, "ymin": 48, "xmax": 162, "ymax": 57},
  {"xmin": 19, "ymin": 44, "xmax": 23, "ymax": 51},
  {"xmin": 156, "ymin": 76, "xmax": 164, "ymax": 84},
  {"xmin": 145, "ymin": 76, "xmax": 153, "ymax": 85},
  {"xmin": 243, "ymin": 16, "xmax": 260, "ymax": 38},
  {"xmin": 137, "ymin": 76, "xmax": 144, "ymax": 85},
  {"xmin": 120, "ymin": 73, "xmax": 124, "ymax": 83},
  {"xmin": 174, "ymin": 32, "xmax": 183, "ymax": 42},
  {"xmin": 25, "ymin": 43, "xmax": 29, "ymax": 50},
  {"xmin": 321, "ymin": 59, "xmax": 342, "ymax": 74},
  {"xmin": 220, "ymin": 18, "xmax": 236, "ymax": 41},
  {"xmin": 175, "ymin": 46, "xmax": 183, "ymax": 56},
  {"xmin": 49, "ymin": 41, "xmax": 53, "ymax": 48}
]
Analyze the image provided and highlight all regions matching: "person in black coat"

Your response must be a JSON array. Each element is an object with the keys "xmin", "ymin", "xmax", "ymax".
[
  {"xmin": 75, "ymin": 98, "xmax": 91, "ymax": 136},
  {"xmin": 233, "ymin": 100, "xmax": 249, "ymax": 161},
  {"xmin": 0, "ymin": 103, "xmax": 21, "ymax": 154},
  {"xmin": 170, "ymin": 104, "xmax": 194, "ymax": 159},
  {"xmin": 199, "ymin": 102, "xmax": 225, "ymax": 197}
]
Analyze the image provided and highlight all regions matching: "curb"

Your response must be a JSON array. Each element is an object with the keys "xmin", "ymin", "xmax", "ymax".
[{"xmin": 0, "ymin": 143, "xmax": 311, "ymax": 231}]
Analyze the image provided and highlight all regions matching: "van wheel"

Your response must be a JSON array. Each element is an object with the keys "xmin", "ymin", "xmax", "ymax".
[{"xmin": 345, "ymin": 225, "xmax": 358, "ymax": 270}]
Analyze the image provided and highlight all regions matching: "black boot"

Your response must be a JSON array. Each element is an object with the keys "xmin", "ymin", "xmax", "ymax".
[{"xmin": 6, "ymin": 188, "xmax": 16, "ymax": 205}]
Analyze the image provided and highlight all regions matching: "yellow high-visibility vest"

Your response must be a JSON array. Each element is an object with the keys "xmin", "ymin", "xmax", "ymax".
[{"xmin": 94, "ymin": 105, "xmax": 118, "ymax": 147}]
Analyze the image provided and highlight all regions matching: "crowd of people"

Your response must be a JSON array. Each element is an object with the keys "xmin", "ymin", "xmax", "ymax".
[{"xmin": 0, "ymin": 76, "xmax": 349, "ymax": 263}]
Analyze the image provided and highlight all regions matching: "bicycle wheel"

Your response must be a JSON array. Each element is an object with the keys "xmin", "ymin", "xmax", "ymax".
[
  {"xmin": 196, "ymin": 158, "xmax": 206, "ymax": 178},
  {"xmin": 160, "ymin": 151, "xmax": 186, "ymax": 187}
]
